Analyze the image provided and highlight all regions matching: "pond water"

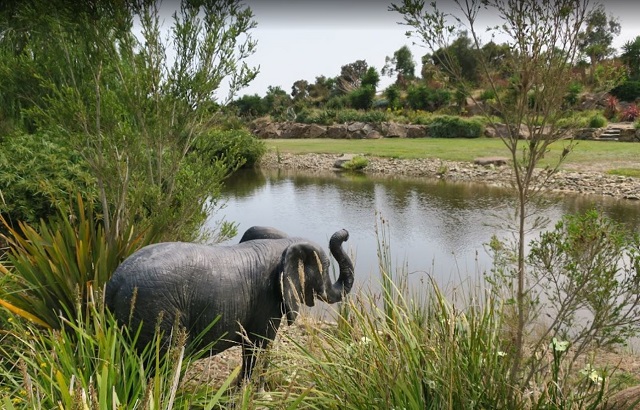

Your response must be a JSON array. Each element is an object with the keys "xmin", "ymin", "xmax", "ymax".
[{"xmin": 205, "ymin": 168, "xmax": 640, "ymax": 295}]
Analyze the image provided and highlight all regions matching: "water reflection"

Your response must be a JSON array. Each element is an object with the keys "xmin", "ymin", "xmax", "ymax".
[{"xmin": 210, "ymin": 168, "xmax": 640, "ymax": 293}]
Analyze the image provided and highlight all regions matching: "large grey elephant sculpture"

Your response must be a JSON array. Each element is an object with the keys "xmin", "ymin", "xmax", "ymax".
[{"xmin": 105, "ymin": 226, "xmax": 354, "ymax": 382}]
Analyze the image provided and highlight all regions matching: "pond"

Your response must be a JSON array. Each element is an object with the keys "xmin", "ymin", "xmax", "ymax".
[{"xmin": 206, "ymin": 168, "xmax": 640, "ymax": 295}]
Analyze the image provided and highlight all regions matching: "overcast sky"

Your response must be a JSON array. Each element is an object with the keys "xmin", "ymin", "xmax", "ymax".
[{"xmin": 231, "ymin": 1, "xmax": 640, "ymax": 98}]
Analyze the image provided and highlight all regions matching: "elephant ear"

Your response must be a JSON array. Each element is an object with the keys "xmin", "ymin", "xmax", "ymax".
[{"xmin": 280, "ymin": 242, "xmax": 325, "ymax": 325}]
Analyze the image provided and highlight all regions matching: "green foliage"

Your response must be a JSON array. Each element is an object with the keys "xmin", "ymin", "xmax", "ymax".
[
  {"xmin": 348, "ymin": 85, "xmax": 376, "ymax": 110},
  {"xmin": 564, "ymin": 81, "xmax": 583, "ymax": 107},
  {"xmin": 578, "ymin": 4, "xmax": 621, "ymax": 66},
  {"xmin": 588, "ymin": 113, "xmax": 608, "ymax": 128},
  {"xmin": 609, "ymin": 80, "xmax": 640, "ymax": 102},
  {"xmin": 0, "ymin": 292, "xmax": 236, "ymax": 408},
  {"xmin": 428, "ymin": 115, "xmax": 484, "ymax": 138},
  {"xmin": 528, "ymin": 210, "xmax": 640, "ymax": 351},
  {"xmin": 192, "ymin": 128, "xmax": 266, "ymax": 169},
  {"xmin": 341, "ymin": 156, "xmax": 369, "ymax": 171},
  {"xmin": 231, "ymin": 94, "xmax": 268, "ymax": 117},
  {"xmin": 621, "ymin": 36, "xmax": 640, "ymax": 80},
  {"xmin": 0, "ymin": 132, "xmax": 96, "ymax": 232},
  {"xmin": 382, "ymin": 45, "xmax": 416, "ymax": 79},
  {"xmin": 384, "ymin": 85, "xmax": 402, "ymax": 109},
  {"xmin": 360, "ymin": 67, "xmax": 380, "ymax": 89},
  {"xmin": 0, "ymin": 196, "xmax": 156, "ymax": 329},
  {"xmin": 0, "ymin": 0, "xmax": 259, "ymax": 243},
  {"xmin": 406, "ymin": 84, "xmax": 451, "ymax": 111}
]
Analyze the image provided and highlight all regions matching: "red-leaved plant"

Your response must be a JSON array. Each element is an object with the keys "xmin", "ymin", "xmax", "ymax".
[
  {"xmin": 621, "ymin": 104, "xmax": 640, "ymax": 122},
  {"xmin": 604, "ymin": 95, "xmax": 619, "ymax": 120}
]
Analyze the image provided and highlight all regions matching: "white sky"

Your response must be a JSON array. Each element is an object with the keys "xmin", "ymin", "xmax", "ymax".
[{"xmin": 235, "ymin": 0, "xmax": 640, "ymax": 97}]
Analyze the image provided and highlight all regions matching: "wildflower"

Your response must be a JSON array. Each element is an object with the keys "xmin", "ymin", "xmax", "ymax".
[
  {"xmin": 359, "ymin": 336, "xmax": 372, "ymax": 345},
  {"xmin": 580, "ymin": 364, "xmax": 603, "ymax": 385},
  {"xmin": 550, "ymin": 338, "xmax": 569, "ymax": 352},
  {"xmin": 497, "ymin": 351, "xmax": 507, "ymax": 357},
  {"xmin": 40, "ymin": 362, "xmax": 47, "ymax": 369}
]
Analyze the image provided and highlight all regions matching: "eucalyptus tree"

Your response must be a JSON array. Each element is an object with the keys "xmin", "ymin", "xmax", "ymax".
[{"xmin": 390, "ymin": 0, "xmax": 608, "ymax": 392}]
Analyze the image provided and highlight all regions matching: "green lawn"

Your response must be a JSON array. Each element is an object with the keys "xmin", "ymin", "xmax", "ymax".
[{"xmin": 264, "ymin": 138, "xmax": 640, "ymax": 174}]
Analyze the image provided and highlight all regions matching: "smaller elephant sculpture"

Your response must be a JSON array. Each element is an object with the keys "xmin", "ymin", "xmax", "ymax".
[{"xmin": 105, "ymin": 227, "xmax": 354, "ymax": 382}]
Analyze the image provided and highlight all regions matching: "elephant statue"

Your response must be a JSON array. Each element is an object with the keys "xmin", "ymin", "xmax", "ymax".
[{"xmin": 105, "ymin": 227, "xmax": 354, "ymax": 382}]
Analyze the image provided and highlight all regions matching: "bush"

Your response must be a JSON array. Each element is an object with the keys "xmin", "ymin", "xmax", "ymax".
[
  {"xmin": 349, "ymin": 85, "xmax": 376, "ymax": 110},
  {"xmin": 479, "ymin": 88, "xmax": 497, "ymax": 101},
  {"xmin": 0, "ymin": 196, "xmax": 156, "ymax": 329},
  {"xmin": 192, "ymin": 128, "xmax": 266, "ymax": 169},
  {"xmin": 564, "ymin": 81, "xmax": 583, "ymax": 107},
  {"xmin": 407, "ymin": 84, "xmax": 452, "ymax": 111},
  {"xmin": 609, "ymin": 80, "xmax": 640, "ymax": 102},
  {"xmin": 0, "ymin": 132, "xmax": 96, "ymax": 232},
  {"xmin": 341, "ymin": 156, "xmax": 369, "ymax": 170},
  {"xmin": 588, "ymin": 113, "xmax": 608, "ymax": 128},
  {"xmin": 428, "ymin": 115, "xmax": 484, "ymax": 138},
  {"xmin": 620, "ymin": 104, "xmax": 640, "ymax": 122}
]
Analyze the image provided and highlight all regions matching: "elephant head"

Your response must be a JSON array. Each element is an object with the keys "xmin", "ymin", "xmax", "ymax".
[{"xmin": 280, "ymin": 229, "xmax": 354, "ymax": 324}]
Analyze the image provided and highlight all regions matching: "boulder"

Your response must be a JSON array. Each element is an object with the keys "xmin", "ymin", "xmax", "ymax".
[
  {"xmin": 326, "ymin": 124, "xmax": 348, "ymax": 139},
  {"xmin": 474, "ymin": 157, "xmax": 508, "ymax": 166},
  {"xmin": 406, "ymin": 124, "xmax": 429, "ymax": 138},
  {"xmin": 304, "ymin": 123, "xmax": 327, "ymax": 138},
  {"xmin": 381, "ymin": 122, "xmax": 407, "ymax": 138},
  {"xmin": 254, "ymin": 122, "xmax": 281, "ymax": 139}
]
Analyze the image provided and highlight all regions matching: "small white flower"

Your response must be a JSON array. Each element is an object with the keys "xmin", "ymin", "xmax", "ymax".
[
  {"xmin": 359, "ymin": 336, "xmax": 372, "ymax": 345},
  {"xmin": 550, "ymin": 337, "xmax": 569, "ymax": 352},
  {"xmin": 580, "ymin": 364, "xmax": 603, "ymax": 385},
  {"xmin": 497, "ymin": 351, "xmax": 507, "ymax": 357}
]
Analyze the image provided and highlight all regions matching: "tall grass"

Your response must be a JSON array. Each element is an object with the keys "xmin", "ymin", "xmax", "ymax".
[
  {"xmin": 0, "ymin": 288, "xmax": 238, "ymax": 408},
  {"xmin": 259, "ymin": 217, "xmax": 612, "ymax": 409}
]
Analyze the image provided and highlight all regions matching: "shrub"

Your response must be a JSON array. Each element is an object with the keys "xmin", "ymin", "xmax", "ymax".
[
  {"xmin": 479, "ymin": 88, "xmax": 497, "ymax": 101},
  {"xmin": 564, "ymin": 81, "xmax": 583, "ymax": 107},
  {"xmin": 604, "ymin": 95, "xmax": 619, "ymax": 120},
  {"xmin": 325, "ymin": 95, "xmax": 348, "ymax": 110},
  {"xmin": 620, "ymin": 104, "xmax": 640, "ymax": 122},
  {"xmin": 609, "ymin": 80, "xmax": 640, "ymax": 102},
  {"xmin": 192, "ymin": 128, "xmax": 266, "ymax": 169},
  {"xmin": 407, "ymin": 84, "xmax": 452, "ymax": 111},
  {"xmin": 0, "ymin": 196, "xmax": 156, "ymax": 329},
  {"xmin": 361, "ymin": 110, "xmax": 390, "ymax": 123},
  {"xmin": 0, "ymin": 132, "xmax": 96, "ymax": 232},
  {"xmin": 384, "ymin": 84, "xmax": 402, "ymax": 108},
  {"xmin": 334, "ymin": 109, "xmax": 363, "ymax": 123},
  {"xmin": 349, "ymin": 85, "xmax": 376, "ymax": 110},
  {"xmin": 428, "ymin": 115, "xmax": 484, "ymax": 138},
  {"xmin": 588, "ymin": 113, "xmax": 608, "ymax": 128},
  {"xmin": 341, "ymin": 156, "xmax": 369, "ymax": 170}
]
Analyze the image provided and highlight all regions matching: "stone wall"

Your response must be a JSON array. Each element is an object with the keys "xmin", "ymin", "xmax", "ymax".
[{"xmin": 250, "ymin": 119, "xmax": 639, "ymax": 141}]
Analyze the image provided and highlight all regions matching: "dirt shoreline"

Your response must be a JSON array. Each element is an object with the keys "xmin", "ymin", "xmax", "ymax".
[{"xmin": 259, "ymin": 151, "xmax": 640, "ymax": 201}]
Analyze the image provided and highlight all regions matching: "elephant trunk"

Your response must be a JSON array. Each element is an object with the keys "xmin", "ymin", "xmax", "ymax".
[{"xmin": 323, "ymin": 229, "xmax": 354, "ymax": 304}]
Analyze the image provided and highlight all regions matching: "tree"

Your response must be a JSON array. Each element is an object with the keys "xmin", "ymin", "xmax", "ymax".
[
  {"xmin": 432, "ymin": 30, "xmax": 481, "ymax": 86},
  {"xmin": 0, "ymin": 0, "xmax": 259, "ymax": 242},
  {"xmin": 390, "ymin": 0, "xmax": 594, "ymax": 400},
  {"xmin": 621, "ymin": 36, "xmax": 640, "ymax": 80},
  {"xmin": 578, "ymin": 4, "xmax": 621, "ymax": 81},
  {"xmin": 382, "ymin": 45, "xmax": 416, "ymax": 85},
  {"xmin": 336, "ymin": 60, "xmax": 369, "ymax": 93},
  {"xmin": 349, "ymin": 67, "xmax": 380, "ymax": 110},
  {"xmin": 291, "ymin": 79, "xmax": 310, "ymax": 101}
]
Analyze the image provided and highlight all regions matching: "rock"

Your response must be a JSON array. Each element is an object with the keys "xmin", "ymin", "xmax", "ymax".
[
  {"xmin": 326, "ymin": 124, "xmax": 348, "ymax": 139},
  {"xmin": 406, "ymin": 125, "xmax": 429, "ymax": 138},
  {"xmin": 574, "ymin": 128, "xmax": 603, "ymax": 140},
  {"xmin": 485, "ymin": 123, "xmax": 530, "ymax": 139},
  {"xmin": 474, "ymin": 157, "xmax": 508, "ymax": 166},
  {"xmin": 381, "ymin": 122, "xmax": 407, "ymax": 138},
  {"xmin": 333, "ymin": 154, "xmax": 357, "ymax": 169},
  {"xmin": 304, "ymin": 123, "xmax": 327, "ymax": 138},
  {"xmin": 254, "ymin": 122, "xmax": 281, "ymax": 139}
]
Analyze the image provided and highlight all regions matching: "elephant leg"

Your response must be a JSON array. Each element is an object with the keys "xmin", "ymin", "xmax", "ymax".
[{"xmin": 239, "ymin": 320, "xmax": 281, "ymax": 385}]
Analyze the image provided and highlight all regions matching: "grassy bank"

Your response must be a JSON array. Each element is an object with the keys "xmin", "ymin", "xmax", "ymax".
[{"xmin": 264, "ymin": 138, "xmax": 640, "ymax": 174}]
